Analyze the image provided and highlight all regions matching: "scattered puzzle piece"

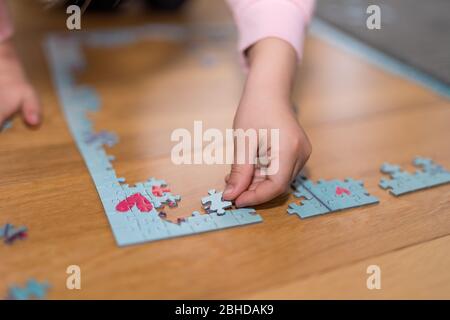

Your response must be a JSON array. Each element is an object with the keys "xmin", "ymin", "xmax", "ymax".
[
  {"xmin": 288, "ymin": 176, "xmax": 379, "ymax": 219},
  {"xmin": 8, "ymin": 279, "xmax": 49, "ymax": 300},
  {"xmin": 0, "ymin": 223, "xmax": 27, "ymax": 244},
  {"xmin": 201, "ymin": 189, "xmax": 232, "ymax": 214},
  {"xmin": 379, "ymin": 157, "xmax": 450, "ymax": 196}
]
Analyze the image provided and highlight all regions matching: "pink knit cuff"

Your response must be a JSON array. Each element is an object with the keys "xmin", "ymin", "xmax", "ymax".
[{"xmin": 233, "ymin": 0, "xmax": 309, "ymax": 65}]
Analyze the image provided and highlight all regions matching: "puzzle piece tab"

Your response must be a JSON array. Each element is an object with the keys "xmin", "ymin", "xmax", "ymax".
[
  {"xmin": 379, "ymin": 157, "xmax": 450, "ymax": 196},
  {"xmin": 288, "ymin": 176, "xmax": 379, "ymax": 219}
]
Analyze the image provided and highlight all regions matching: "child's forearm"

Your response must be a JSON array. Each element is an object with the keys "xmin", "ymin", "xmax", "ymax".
[{"xmin": 242, "ymin": 38, "xmax": 298, "ymax": 108}]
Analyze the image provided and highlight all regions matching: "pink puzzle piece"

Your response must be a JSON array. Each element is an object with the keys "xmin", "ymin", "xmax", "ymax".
[
  {"xmin": 335, "ymin": 186, "xmax": 351, "ymax": 196},
  {"xmin": 116, "ymin": 193, "xmax": 153, "ymax": 213},
  {"xmin": 151, "ymin": 185, "xmax": 171, "ymax": 197}
]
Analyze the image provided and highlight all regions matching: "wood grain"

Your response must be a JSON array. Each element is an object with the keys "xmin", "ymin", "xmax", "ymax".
[{"xmin": 0, "ymin": 0, "xmax": 449, "ymax": 299}]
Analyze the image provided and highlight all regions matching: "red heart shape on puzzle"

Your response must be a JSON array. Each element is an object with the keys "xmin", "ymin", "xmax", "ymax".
[
  {"xmin": 151, "ymin": 185, "xmax": 171, "ymax": 197},
  {"xmin": 335, "ymin": 186, "xmax": 351, "ymax": 196},
  {"xmin": 116, "ymin": 193, "xmax": 153, "ymax": 213}
]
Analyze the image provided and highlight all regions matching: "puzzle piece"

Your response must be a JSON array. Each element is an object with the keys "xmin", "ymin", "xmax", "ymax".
[
  {"xmin": 379, "ymin": 157, "xmax": 450, "ymax": 196},
  {"xmin": 336, "ymin": 186, "xmax": 351, "ymax": 196},
  {"xmin": 0, "ymin": 223, "xmax": 27, "ymax": 244},
  {"xmin": 115, "ymin": 193, "xmax": 153, "ymax": 213},
  {"xmin": 288, "ymin": 176, "xmax": 379, "ymax": 219},
  {"xmin": 122, "ymin": 180, "xmax": 181, "ymax": 209},
  {"xmin": 152, "ymin": 185, "xmax": 171, "ymax": 197},
  {"xmin": 201, "ymin": 189, "xmax": 232, "ymax": 215},
  {"xmin": 8, "ymin": 279, "xmax": 49, "ymax": 300}
]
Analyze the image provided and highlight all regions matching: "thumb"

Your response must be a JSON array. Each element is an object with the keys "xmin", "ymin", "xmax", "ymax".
[{"xmin": 223, "ymin": 163, "xmax": 254, "ymax": 201}]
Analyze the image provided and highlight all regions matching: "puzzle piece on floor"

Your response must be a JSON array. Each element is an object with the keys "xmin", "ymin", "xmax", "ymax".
[
  {"xmin": 8, "ymin": 279, "xmax": 49, "ymax": 300},
  {"xmin": 201, "ymin": 189, "xmax": 232, "ymax": 214},
  {"xmin": 0, "ymin": 223, "xmax": 27, "ymax": 244},
  {"xmin": 288, "ymin": 176, "xmax": 379, "ymax": 219},
  {"xmin": 379, "ymin": 157, "xmax": 450, "ymax": 196}
]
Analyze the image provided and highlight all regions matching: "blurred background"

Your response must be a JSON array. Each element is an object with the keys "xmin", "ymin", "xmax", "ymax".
[{"xmin": 47, "ymin": 0, "xmax": 450, "ymax": 86}]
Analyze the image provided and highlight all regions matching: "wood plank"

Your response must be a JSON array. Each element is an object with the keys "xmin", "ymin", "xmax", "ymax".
[{"xmin": 247, "ymin": 234, "xmax": 450, "ymax": 299}]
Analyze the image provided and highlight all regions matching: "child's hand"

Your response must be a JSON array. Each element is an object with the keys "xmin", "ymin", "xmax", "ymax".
[
  {"xmin": 223, "ymin": 38, "xmax": 311, "ymax": 207},
  {"xmin": 0, "ymin": 40, "xmax": 41, "ymax": 127}
]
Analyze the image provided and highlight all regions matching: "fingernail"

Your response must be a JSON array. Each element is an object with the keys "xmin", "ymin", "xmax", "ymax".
[{"xmin": 223, "ymin": 185, "xmax": 234, "ymax": 197}]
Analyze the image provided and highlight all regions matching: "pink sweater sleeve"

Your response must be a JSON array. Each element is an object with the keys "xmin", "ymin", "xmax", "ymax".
[
  {"xmin": 0, "ymin": 0, "xmax": 13, "ymax": 42},
  {"xmin": 226, "ymin": 0, "xmax": 315, "ymax": 63}
]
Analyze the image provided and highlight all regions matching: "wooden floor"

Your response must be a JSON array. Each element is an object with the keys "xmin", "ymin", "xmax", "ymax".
[{"xmin": 1, "ymin": 1, "xmax": 449, "ymax": 299}]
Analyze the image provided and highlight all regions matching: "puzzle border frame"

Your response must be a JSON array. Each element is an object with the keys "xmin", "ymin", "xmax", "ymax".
[{"xmin": 44, "ymin": 25, "xmax": 262, "ymax": 247}]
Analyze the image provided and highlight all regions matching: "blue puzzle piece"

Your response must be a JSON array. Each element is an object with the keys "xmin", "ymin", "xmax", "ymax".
[
  {"xmin": 0, "ymin": 223, "xmax": 27, "ymax": 244},
  {"xmin": 288, "ymin": 176, "xmax": 379, "ymax": 219},
  {"xmin": 229, "ymin": 208, "xmax": 263, "ymax": 224},
  {"xmin": 8, "ymin": 279, "xmax": 49, "ymax": 300},
  {"xmin": 379, "ymin": 157, "xmax": 450, "ymax": 196},
  {"xmin": 201, "ymin": 189, "xmax": 232, "ymax": 214}
]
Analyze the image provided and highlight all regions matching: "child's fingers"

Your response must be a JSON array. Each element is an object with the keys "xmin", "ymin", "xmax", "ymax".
[
  {"xmin": 21, "ymin": 88, "xmax": 41, "ymax": 126},
  {"xmin": 223, "ymin": 163, "xmax": 254, "ymax": 201},
  {"xmin": 234, "ymin": 177, "xmax": 287, "ymax": 208},
  {"xmin": 234, "ymin": 156, "xmax": 293, "ymax": 207}
]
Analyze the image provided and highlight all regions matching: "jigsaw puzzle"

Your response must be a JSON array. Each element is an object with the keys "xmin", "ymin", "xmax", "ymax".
[
  {"xmin": 44, "ymin": 25, "xmax": 263, "ymax": 246},
  {"xmin": 379, "ymin": 157, "xmax": 450, "ymax": 196},
  {"xmin": 0, "ymin": 223, "xmax": 27, "ymax": 244},
  {"xmin": 7, "ymin": 279, "xmax": 49, "ymax": 300},
  {"xmin": 287, "ymin": 176, "xmax": 379, "ymax": 219}
]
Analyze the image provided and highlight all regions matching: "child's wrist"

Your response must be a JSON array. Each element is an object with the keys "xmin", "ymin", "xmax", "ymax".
[{"xmin": 241, "ymin": 38, "xmax": 297, "ymax": 109}]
